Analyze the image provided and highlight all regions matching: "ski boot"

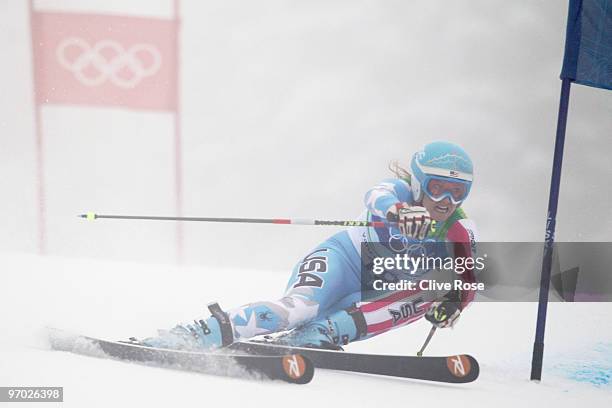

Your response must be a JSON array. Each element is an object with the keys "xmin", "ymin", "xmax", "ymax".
[
  {"xmin": 273, "ymin": 308, "xmax": 364, "ymax": 350},
  {"xmin": 137, "ymin": 302, "xmax": 234, "ymax": 351}
]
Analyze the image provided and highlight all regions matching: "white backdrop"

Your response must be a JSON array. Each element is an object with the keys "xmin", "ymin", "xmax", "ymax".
[
  {"xmin": 1, "ymin": 4, "xmax": 611, "ymax": 404},
  {"xmin": 1, "ymin": 0, "xmax": 611, "ymax": 271}
]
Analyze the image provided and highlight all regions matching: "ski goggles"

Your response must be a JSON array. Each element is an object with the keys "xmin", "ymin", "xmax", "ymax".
[{"xmin": 423, "ymin": 176, "xmax": 471, "ymax": 205}]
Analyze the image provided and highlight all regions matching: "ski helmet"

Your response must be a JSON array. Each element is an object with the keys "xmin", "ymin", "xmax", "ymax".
[{"xmin": 410, "ymin": 141, "xmax": 473, "ymax": 205}]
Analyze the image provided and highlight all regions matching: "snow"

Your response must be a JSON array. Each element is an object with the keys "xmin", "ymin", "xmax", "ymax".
[
  {"xmin": 1, "ymin": 251, "xmax": 610, "ymax": 407},
  {"xmin": 0, "ymin": 1, "xmax": 611, "ymax": 405}
]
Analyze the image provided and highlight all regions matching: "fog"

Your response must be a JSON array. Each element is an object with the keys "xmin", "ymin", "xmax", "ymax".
[{"xmin": 1, "ymin": 1, "xmax": 611, "ymax": 271}]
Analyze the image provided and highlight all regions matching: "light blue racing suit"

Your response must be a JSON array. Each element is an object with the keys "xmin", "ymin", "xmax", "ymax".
[{"xmin": 144, "ymin": 178, "xmax": 478, "ymax": 350}]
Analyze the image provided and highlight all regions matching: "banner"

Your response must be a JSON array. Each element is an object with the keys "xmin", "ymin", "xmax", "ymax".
[
  {"xmin": 561, "ymin": 0, "xmax": 612, "ymax": 90},
  {"xmin": 29, "ymin": 3, "xmax": 182, "ymax": 257},
  {"xmin": 31, "ymin": 11, "xmax": 178, "ymax": 111}
]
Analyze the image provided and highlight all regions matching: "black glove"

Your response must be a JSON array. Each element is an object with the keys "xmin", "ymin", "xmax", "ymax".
[{"xmin": 425, "ymin": 300, "xmax": 461, "ymax": 328}]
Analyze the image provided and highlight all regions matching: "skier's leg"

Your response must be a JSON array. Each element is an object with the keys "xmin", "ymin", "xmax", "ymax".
[
  {"xmin": 226, "ymin": 231, "xmax": 363, "ymax": 342},
  {"xmin": 279, "ymin": 287, "xmax": 432, "ymax": 348},
  {"xmin": 141, "ymin": 232, "xmax": 362, "ymax": 350},
  {"xmin": 275, "ymin": 301, "xmax": 365, "ymax": 349},
  {"xmin": 281, "ymin": 231, "xmax": 362, "ymax": 319}
]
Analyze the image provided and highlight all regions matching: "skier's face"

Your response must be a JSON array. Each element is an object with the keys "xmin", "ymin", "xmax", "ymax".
[{"xmin": 422, "ymin": 194, "xmax": 458, "ymax": 222}]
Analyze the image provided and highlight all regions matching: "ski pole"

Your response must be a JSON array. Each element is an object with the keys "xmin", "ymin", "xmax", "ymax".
[
  {"xmin": 416, "ymin": 326, "xmax": 437, "ymax": 357},
  {"xmin": 78, "ymin": 212, "xmax": 394, "ymax": 228}
]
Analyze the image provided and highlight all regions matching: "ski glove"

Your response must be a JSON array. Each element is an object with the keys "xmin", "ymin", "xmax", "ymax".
[
  {"xmin": 386, "ymin": 203, "xmax": 432, "ymax": 240},
  {"xmin": 425, "ymin": 300, "xmax": 461, "ymax": 329}
]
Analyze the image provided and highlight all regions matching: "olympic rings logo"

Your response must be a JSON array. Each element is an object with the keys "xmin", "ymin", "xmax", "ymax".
[
  {"xmin": 388, "ymin": 233, "xmax": 410, "ymax": 253},
  {"xmin": 56, "ymin": 37, "xmax": 162, "ymax": 89},
  {"xmin": 388, "ymin": 234, "xmax": 429, "ymax": 257}
]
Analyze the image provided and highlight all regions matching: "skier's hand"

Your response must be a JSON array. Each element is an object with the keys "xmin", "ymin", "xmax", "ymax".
[
  {"xmin": 386, "ymin": 203, "xmax": 431, "ymax": 240},
  {"xmin": 425, "ymin": 301, "xmax": 461, "ymax": 329}
]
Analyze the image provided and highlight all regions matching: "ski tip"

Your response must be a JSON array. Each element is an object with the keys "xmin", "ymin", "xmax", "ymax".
[
  {"xmin": 445, "ymin": 354, "xmax": 480, "ymax": 383},
  {"xmin": 79, "ymin": 212, "xmax": 97, "ymax": 220},
  {"xmin": 46, "ymin": 327, "xmax": 80, "ymax": 352},
  {"xmin": 280, "ymin": 354, "xmax": 315, "ymax": 384}
]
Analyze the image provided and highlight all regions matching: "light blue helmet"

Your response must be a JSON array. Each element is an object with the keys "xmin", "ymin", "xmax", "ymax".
[{"xmin": 410, "ymin": 141, "xmax": 473, "ymax": 204}]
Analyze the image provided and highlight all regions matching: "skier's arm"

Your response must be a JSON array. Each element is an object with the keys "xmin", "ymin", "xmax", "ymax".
[
  {"xmin": 364, "ymin": 178, "xmax": 412, "ymax": 218},
  {"xmin": 422, "ymin": 219, "xmax": 479, "ymax": 329},
  {"xmin": 446, "ymin": 219, "xmax": 479, "ymax": 310}
]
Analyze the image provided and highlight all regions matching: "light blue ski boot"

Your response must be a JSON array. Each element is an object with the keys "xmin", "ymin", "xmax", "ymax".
[
  {"xmin": 276, "ymin": 308, "xmax": 364, "ymax": 350},
  {"xmin": 139, "ymin": 303, "xmax": 234, "ymax": 350}
]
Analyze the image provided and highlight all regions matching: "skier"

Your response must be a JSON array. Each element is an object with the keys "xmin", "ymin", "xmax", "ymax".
[{"xmin": 141, "ymin": 141, "xmax": 478, "ymax": 350}]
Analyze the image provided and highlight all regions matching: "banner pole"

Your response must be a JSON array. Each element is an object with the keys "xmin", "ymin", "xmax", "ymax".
[
  {"xmin": 173, "ymin": 0, "xmax": 183, "ymax": 263},
  {"xmin": 530, "ymin": 78, "xmax": 572, "ymax": 381},
  {"xmin": 28, "ymin": 0, "xmax": 46, "ymax": 254}
]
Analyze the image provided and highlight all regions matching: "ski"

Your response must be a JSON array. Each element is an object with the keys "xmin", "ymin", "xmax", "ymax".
[
  {"xmin": 230, "ymin": 341, "xmax": 479, "ymax": 383},
  {"xmin": 47, "ymin": 328, "xmax": 314, "ymax": 384}
]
